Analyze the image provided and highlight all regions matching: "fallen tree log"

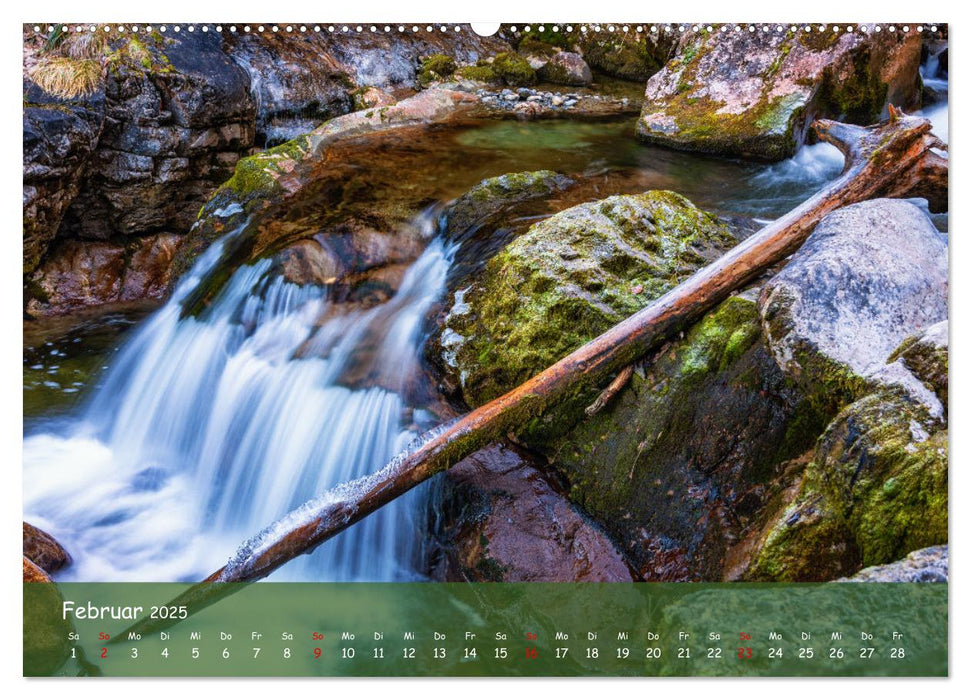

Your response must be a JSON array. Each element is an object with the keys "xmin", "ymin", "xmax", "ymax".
[{"xmin": 118, "ymin": 108, "xmax": 946, "ymax": 638}]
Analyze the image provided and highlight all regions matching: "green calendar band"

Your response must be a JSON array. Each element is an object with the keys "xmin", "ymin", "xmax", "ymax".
[{"xmin": 24, "ymin": 582, "xmax": 947, "ymax": 677}]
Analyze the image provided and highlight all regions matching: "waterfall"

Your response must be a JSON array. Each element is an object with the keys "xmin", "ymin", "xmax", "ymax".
[{"xmin": 23, "ymin": 210, "xmax": 453, "ymax": 583}]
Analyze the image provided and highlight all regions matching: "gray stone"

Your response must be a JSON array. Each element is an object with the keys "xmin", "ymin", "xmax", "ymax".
[
  {"xmin": 759, "ymin": 199, "xmax": 948, "ymax": 417},
  {"xmin": 839, "ymin": 545, "xmax": 948, "ymax": 582}
]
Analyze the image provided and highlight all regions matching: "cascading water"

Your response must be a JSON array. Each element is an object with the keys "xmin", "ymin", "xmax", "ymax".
[{"xmin": 23, "ymin": 210, "xmax": 454, "ymax": 583}]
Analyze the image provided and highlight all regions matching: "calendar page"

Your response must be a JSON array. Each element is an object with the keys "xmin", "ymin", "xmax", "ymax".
[{"xmin": 22, "ymin": 18, "xmax": 949, "ymax": 678}]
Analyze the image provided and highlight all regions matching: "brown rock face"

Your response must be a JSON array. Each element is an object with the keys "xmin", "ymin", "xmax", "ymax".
[
  {"xmin": 637, "ymin": 26, "xmax": 923, "ymax": 160},
  {"xmin": 432, "ymin": 443, "xmax": 635, "ymax": 582},
  {"xmin": 26, "ymin": 234, "xmax": 181, "ymax": 316},
  {"xmin": 23, "ymin": 522, "xmax": 72, "ymax": 575}
]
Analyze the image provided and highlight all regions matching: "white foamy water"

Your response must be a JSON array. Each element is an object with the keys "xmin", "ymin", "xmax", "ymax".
[{"xmin": 24, "ymin": 211, "xmax": 454, "ymax": 582}]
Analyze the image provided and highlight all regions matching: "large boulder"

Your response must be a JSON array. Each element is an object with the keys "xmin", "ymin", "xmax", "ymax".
[
  {"xmin": 743, "ymin": 199, "xmax": 949, "ymax": 581},
  {"xmin": 537, "ymin": 52, "xmax": 592, "ymax": 86},
  {"xmin": 759, "ymin": 199, "xmax": 948, "ymax": 418},
  {"xmin": 436, "ymin": 190, "xmax": 737, "ymax": 407},
  {"xmin": 637, "ymin": 26, "xmax": 922, "ymax": 160},
  {"xmin": 432, "ymin": 443, "xmax": 634, "ymax": 582}
]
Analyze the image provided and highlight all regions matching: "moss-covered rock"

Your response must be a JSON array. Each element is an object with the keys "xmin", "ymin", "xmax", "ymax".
[
  {"xmin": 747, "ymin": 390, "xmax": 947, "ymax": 581},
  {"xmin": 454, "ymin": 63, "xmax": 500, "ymax": 85},
  {"xmin": 636, "ymin": 26, "xmax": 922, "ymax": 160},
  {"xmin": 537, "ymin": 52, "xmax": 592, "ymax": 86},
  {"xmin": 536, "ymin": 292, "xmax": 819, "ymax": 580},
  {"xmin": 576, "ymin": 30, "xmax": 675, "ymax": 82},
  {"xmin": 438, "ymin": 190, "xmax": 736, "ymax": 408},
  {"xmin": 417, "ymin": 53, "xmax": 457, "ymax": 87},
  {"xmin": 491, "ymin": 52, "xmax": 537, "ymax": 86},
  {"xmin": 886, "ymin": 320, "xmax": 948, "ymax": 411}
]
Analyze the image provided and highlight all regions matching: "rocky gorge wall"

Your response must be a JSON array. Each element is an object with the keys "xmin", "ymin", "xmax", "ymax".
[{"xmin": 22, "ymin": 25, "xmax": 511, "ymax": 316}]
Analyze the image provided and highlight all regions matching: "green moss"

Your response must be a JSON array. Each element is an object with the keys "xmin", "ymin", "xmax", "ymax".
[
  {"xmin": 517, "ymin": 37, "xmax": 560, "ymax": 57},
  {"xmin": 417, "ymin": 53, "xmax": 457, "ymax": 87},
  {"xmin": 679, "ymin": 296, "xmax": 762, "ymax": 387},
  {"xmin": 455, "ymin": 64, "xmax": 499, "ymax": 84},
  {"xmin": 798, "ymin": 27, "xmax": 844, "ymax": 51},
  {"xmin": 517, "ymin": 28, "xmax": 572, "ymax": 50},
  {"xmin": 749, "ymin": 391, "xmax": 948, "ymax": 580},
  {"xmin": 221, "ymin": 135, "xmax": 312, "ymax": 202},
  {"xmin": 444, "ymin": 190, "xmax": 735, "ymax": 408},
  {"xmin": 491, "ymin": 52, "xmax": 537, "ymax": 86},
  {"xmin": 814, "ymin": 46, "xmax": 890, "ymax": 124}
]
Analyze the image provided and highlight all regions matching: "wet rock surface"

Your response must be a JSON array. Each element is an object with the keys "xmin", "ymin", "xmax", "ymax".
[
  {"xmin": 23, "ymin": 522, "xmax": 72, "ymax": 575},
  {"xmin": 431, "ymin": 443, "xmax": 634, "ymax": 582},
  {"xmin": 637, "ymin": 27, "xmax": 922, "ymax": 160},
  {"xmin": 27, "ymin": 234, "xmax": 181, "ymax": 316}
]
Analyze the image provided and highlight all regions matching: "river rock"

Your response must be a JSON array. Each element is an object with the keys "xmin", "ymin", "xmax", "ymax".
[
  {"xmin": 537, "ymin": 52, "xmax": 593, "ymax": 86},
  {"xmin": 437, "ymin": 190, "xmax": 736, "ymax": 407},
  {"xmin": 759, "ymin": 199, "xmax": 948, "ymax": 418},
  {"xmin": 746, "ymin": 389, "xmax": 947, "ymax": 581},
  {"xmin": 433, "ymin": 443, "xmax": 634, "ymax": 581},
  {"xmin": 23, "ymin": 522, "xmax": 72, "ymax": 575},
  {"xmin": 839, "ymin": 545, "xmax": 948, "ymax": 582},
  {"xmin": 23, "ymin": 80, "xmax": 105, "ymax": 276},
  {"xmin": 23, "ymin": 556, "xmax": 52, "ymax": 583},
  {"xmin": 637, "ymin": 27, "xmax": 922, "ymax": 160}
]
